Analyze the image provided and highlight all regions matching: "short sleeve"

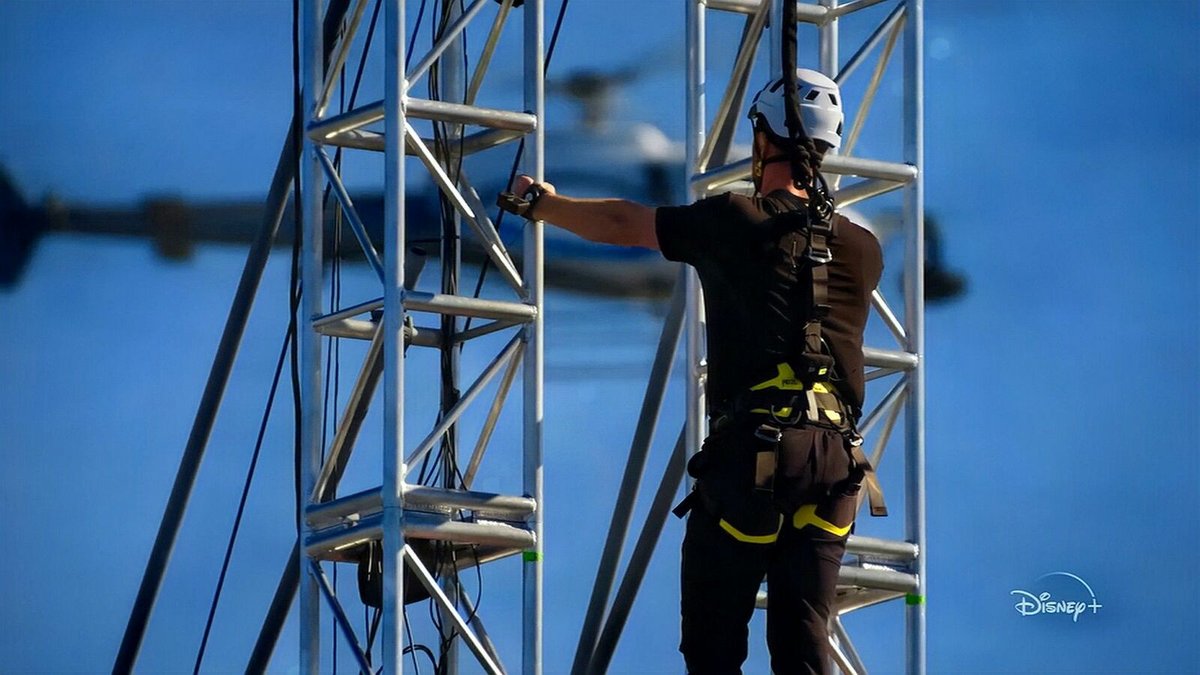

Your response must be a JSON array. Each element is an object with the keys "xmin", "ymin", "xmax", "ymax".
[{"xmin": 654, "ymin": 193, "xmax": 734, "ymax": 264}]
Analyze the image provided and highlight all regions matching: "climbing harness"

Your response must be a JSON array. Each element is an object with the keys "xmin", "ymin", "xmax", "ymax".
[{"xmin": 673, "ymin": 190, "xmax": 888, "ymax": 542}]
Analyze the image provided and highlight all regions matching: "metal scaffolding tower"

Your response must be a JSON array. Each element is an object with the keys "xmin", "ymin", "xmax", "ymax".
[
  {"xmin": 295, "ymin": 0, "xmax": 546, "ymax": 672},
  {"xmin": 571, "ymin": 1, "xmax": 926, "ymax": 673},
  {"xmin": 116, "ymin": 2, "xmax": 921, "ymax": 673}
]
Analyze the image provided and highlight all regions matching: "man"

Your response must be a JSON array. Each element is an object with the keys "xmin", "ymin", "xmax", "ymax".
[{"xmin": 501, "ymin": 68, "xmax": 884, "ymax": 674}]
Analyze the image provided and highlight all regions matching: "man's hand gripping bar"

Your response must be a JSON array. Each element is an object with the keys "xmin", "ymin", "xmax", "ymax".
[{"xmin": 497, "ymin": 175, "xmax": 552, "ymax": 220}]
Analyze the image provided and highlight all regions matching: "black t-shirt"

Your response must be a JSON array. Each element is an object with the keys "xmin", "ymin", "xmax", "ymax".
[{"xmin": 655, "ymin": 190, "xmax": 883, "ymax": 414}]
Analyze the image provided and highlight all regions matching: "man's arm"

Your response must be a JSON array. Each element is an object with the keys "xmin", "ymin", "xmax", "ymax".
[{"xmin": 506, "ymin": 174, "xmax": 659, "ymax": 250}]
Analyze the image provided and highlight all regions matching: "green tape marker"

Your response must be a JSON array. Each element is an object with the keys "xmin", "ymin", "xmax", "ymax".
[
  {"xmin": 905, "ymin": 593, "xmax": 925, "ymax": 605},
  {"xmin": 523, "ymin": 550, "xmax": 543, "ymax": 563}
]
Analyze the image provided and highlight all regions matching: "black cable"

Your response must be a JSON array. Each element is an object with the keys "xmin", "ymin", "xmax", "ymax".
[
  {"xmin": 405, "ymin": 603, "xmax": 423, "ymax": 674},
  {"xmin": 191, "ymin": 320, "xmax": 296, "ymax": 674},
  {"xmin": 407, "ymin": 0, "xmax": 429, "ymax": 69},
  {"xmin": 290, "ymin": 0, "xmax": 305, "ymax": 545}
]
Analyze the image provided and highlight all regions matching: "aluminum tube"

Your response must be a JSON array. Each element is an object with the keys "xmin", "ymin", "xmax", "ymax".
[
  {"xmin": 404, "ymin": 336, "xmax": 522, "ymax": 469},
  {"xmin": 440, "ymin": 14, "xmax": 468, "ymax": 668},
  {"xmin": 863, "ymin": 346, "xmax": 919, "ymax": 370},
  {"xmin": 858, "ymin": 377, "xmax": 906, "ymax": 438},
  {"xmin": 864, "ymin": 367, "xmax": 901, "ymax": 382},
  {"xmin": 308, "ymin": 98, "xmax": 536, "ymax": 140},
  {"xmin": 455, "ymin": 319, "xmax": 520, "ymax": 343},
  {"xmin": 315, "ymin": 0, "xmax": 370, "ymax": 118},
  {"xmin": 572, "ymin": 280, "xmax": 685, "ymax": 675},
  {"xmin": 297, "ymin": 0, "xmax": 325, "ymax": 668},
  {"xmin": 841, "ymin": 15, "xmax": 902, "ymax": 164},
  {"xmin": 522, "ymin": 2, "xmax": 546, "ymax": 672},
  {"xmin": 457, "ymin": 171, "xmax": 527, "ymax": 294},
  {"xmin": 312, "ymin": 296, "xmax": 384, "ymax": 327},
  {"xmin": 868, "ymin": 383, "xmax": 905, "ymax": 468},
  {"xmin": 314, "ymin": 319, "xmax": 442, "ymax": 349},
  {"xmin": 409, "ymin": 97, "xmax": 537, "ymax": 131},
  {"xmin": 696, "ymin": 3, "xmax": 768, "ymax": 172},
  {"xmin": 707, "ymin": 0, "xmax": 828, "ymax": 23},
  {"xmin": 405, "ymin": 515, "xmax": 537, "ymax": 549},
  {"xmin": 835, "ymin": 588, "xmax": 907, "ymax": 614},
  {"xmin": 457, "ymin": 127, "xmax": 527, "ymax": 155},
  {"xmin": 306, "ymin": 514, "xmax": 384, "ymax": 556},
  {"xmin": 685, "ymin": 0, "xmax": 707, "ymax": 492},
  {"xmin": 587, "ymin": 428, "xmax": 688, "ymax": 675},
  {"xmin": 834, "ymin": 2, "xmax": 904, "ymax": 84},
  {"xmin": 872, "ymin": 288, "xmax": 908, "ymax": 344},
  {"xmin": 313, "ymin": 318, "xmax": 376, "ymax": 340},
  {"xmin": 756, "ymin": 569, "xmax": 916, "ymax": 608},
  {"xmin": 831, "ymin": 0, "xmax": 892, "ymax": 19},
  {"xmin": 406, "ymin": 0, "xmax": 490, "ymax": 85},
  {"xmin": 404, "ymin": 291, "xmax": 537, "ymax": 322},
  {"xmin": 307, "ymin": 486, "xmax": 382, "ymax": 527},
  {"xmin": 406, "ymin": 486, "xmax": 537, "ymax": 517},
  {"xmin": 316, "ymin": 148, "xmax": 385, "ymax": 282},
  {"xmin": 312, "ymin": 562, "xmax": 375, "ymax": 673},
  {"xmin": 312, "ymin": 324, "xmax": 385, "ymax": 502},
  {"xmin": 464, "ymin": 343, "xmax": 524, "ymax": 488},
  {"xmin": 832, "ymin": 616, "xmax": 869, "ymax": 675},
  {"xmin": 406, "ymin": 121, "xmax": 480, "ymax": 220},
  {"xmin": 834, "ymin": 176, "xmax": 906, "ymax": 207},
  {"xmin": 819, "ymin": 0, "xmax": 839, "ymax": 80},
  {"xmin": 467, "ymin": 0, "xmax": 514, "ymax": 105},
  {"xmin": 460, "ymin": 591, "xmax": 505, "ymax": 674},
  {"xmin": 693, "ymin": 154, "xmax": 916, "ymax": 192},
  {"xmin": 403, "ymin": 548, "xmax": 505, "ymax": 675},
  {"xmin": 691, "ymin": 157, "xmax": 752, "ymax": 193},
  {"xmin": 381, "ymin": 0, "xmax": 408, "ymax": 670},
  {"xmin": 846, "ymin": 534, "xmax": 919, "ymax": 561},
  {"xmin": 829, "ymin": 636, "xmax": 858, "ymax": 675},
  {"xmin": 320, "ymin": 126, "xmax": 524, "ymax": 155},
  {"xmin": 903, "ymin": 1, "xmax": 927, "ymax": 672},
  {"xmin": 307, "ymin": 486, "xmax": 536, "ymax": 531},
  {"xmin": 839, "ymin": 565, "xmax": 920, "ymax": 593}
]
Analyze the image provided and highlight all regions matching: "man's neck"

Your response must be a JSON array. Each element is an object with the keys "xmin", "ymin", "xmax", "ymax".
[{"xmin": 758, "ymin": 163, "xmax": 809, "ymax": 199}]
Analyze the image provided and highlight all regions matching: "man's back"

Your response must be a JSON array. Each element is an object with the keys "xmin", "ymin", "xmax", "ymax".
[{"xmin": 655, "ymin": 189, "xmax": 883, "ymax": 412}]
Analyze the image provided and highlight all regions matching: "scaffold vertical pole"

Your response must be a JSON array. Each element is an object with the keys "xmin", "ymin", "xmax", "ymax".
[
  {"xmin": 298, "ymin": 0, "xmax": 324, "ymax": 670},
  {"xmin": 684, "ymin": 0, "xmax": 708, "ymax": 471},
  {"xmin": 523, "ymin": 1, "xmax": 546, "ymax": 673},
  {"xmin": 903, "ymin": 0, "xmax": 927, "ymax": 673},
  {"xmin": 381, "ymin": 0, "xmax": 409, "ymax": 671}
]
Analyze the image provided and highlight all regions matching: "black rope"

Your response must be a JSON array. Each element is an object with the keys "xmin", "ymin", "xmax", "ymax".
[
  {"xmin": 780, "ymin": 0, "xmax": 834, "ymax": 222},
  {"xmin": 289, "ymin": 0, "xmax": 305, "ymax": 545},
  {"xmin": 780, "ymin": 0, "xmax": 817, "ymax": 191}
]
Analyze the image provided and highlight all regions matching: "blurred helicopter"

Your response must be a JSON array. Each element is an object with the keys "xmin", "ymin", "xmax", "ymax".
[{"xmin": 0, "ymin": 66, "xmax": 963, "ymax": 302}]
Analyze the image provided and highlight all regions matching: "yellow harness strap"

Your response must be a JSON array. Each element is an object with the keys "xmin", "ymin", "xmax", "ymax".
[
  {"xmin": 791, "ymin": 503, "xmax": 852, "ymax": 537},
  {"xmin": 718, "ymin": 516, "xmax": 783, "ymax": 544}
]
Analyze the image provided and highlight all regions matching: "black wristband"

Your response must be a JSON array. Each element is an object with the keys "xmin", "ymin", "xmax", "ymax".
[{"xmin": 524, "ymin": 183, "xmax": 548, "ymax": 219}]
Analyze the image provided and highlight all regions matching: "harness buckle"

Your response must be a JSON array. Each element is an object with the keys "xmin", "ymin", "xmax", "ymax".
[
  {"xmin": 807, "ymin": 245, "xmax": 833, "ymax": 264},
  {"xmin": 754, "ymin": 423, "xmax": 783, "ymax": 444}
]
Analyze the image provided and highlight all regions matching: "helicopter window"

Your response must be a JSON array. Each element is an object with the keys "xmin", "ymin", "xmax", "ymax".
[
  {"xmin": 829, "ymin": 94, "xmax": 838, "ymax": 106},
  {"xmin": 805, "ymin": 89, "xmax": 820, "ymax": 101}
]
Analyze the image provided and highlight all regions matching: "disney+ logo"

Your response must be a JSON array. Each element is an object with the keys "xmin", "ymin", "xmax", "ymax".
[{"xmin": 1010, "ymin": 572, "xmax": 1102, "ymax": 623}]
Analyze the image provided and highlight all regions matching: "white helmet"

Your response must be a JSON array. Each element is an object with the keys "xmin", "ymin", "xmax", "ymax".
[{"xmin": 748, "ymin": 68, "xmax": 843, "ymax": 150}]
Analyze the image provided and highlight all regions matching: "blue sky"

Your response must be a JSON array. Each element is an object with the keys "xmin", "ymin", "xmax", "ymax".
[{"xmin": 1, "ymin": 0, "xmax": 1198, "ymax": 673}]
